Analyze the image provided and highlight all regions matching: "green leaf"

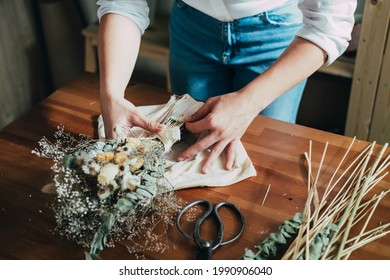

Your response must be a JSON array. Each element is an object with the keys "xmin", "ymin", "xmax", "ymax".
[
  {"xmin": 62, "ymin": 155, "xmax": 77, "ymax": 168},
  {"xmin": 85, "ymin": 252, "xmax": 102, "ymax": 260}
]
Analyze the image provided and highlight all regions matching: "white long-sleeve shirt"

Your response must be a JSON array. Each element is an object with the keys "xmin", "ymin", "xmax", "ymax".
[{"xmin": 96, "ymin": 0, "xmax": 356, "ymax": 65}]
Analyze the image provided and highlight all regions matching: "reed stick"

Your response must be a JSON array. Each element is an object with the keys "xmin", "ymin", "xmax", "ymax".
[
  {"xmin": 281, "ymin": 138, "xmax": 389, "ymax": 260},
  {"xmin": 261, "ymin": 184, "xmax": 271, "ymax": 206}
]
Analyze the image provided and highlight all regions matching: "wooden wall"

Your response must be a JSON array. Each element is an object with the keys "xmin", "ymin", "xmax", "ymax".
[
  {"xmin": 0, "ymin": 0, "xmax": 95, "ymax": 130},
  {"xmin": 0, "ymin": 0, "xmax": 51, "ymax": 130}
]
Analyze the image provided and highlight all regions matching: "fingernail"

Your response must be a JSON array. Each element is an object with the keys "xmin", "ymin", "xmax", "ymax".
[
  {"xmin": 157, "ymin": 123, "xmax": 164, "ymax": 129},
  {"xmin": 177, "ymin": 156, "xmax": 184, "ymax": 161}
]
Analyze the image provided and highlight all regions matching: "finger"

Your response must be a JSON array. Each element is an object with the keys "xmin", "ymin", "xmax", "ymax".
[
  {"xmin": 185, "ymin": 101, "xmax": 213, "ymax": 123},
  {"xmin": 185, "ymin": 116, "xmax": 212, "ymax": 134},
  {"xmin": 225, "ymin": 139, "xmax": 238, "ymax": 170},
  {"xmin": 103, "ymin": 120, "xmax": 116, "ymax": 139},
  {"xmin": 130, "ymin": 113, "xmax": 165, "ymax": 133},
  {"xmin": 201, "ymin": 139, "xmax": 230, "ymax": 174},
  {"xmin": 105, "ymin": 126, "xmax": 116, "ymax": 139},
  {"xmin": 177, "ymin": 133, "xmax": 218, "ymax": 161}
]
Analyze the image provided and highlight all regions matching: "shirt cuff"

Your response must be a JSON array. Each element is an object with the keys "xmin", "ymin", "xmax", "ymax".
[
  {"xmin": 297, "ymin": 0, "xmax": 356, "ymax": 65},
  {"xmin": 296, "ymin": 26, "xmax": 350, "ymax": 66},
  {"xmin": 97, "ymin": 0, "xmax": 150, "ymax": 34}
]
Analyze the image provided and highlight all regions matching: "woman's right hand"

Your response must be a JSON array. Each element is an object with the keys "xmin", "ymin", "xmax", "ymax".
[
  {"xmin": 101, "ymin": 96, "xmax": 164, "ymax": 139},
  {"xmin": 98, "ymin": 14, "xmax": 161, "ymax": 139}
]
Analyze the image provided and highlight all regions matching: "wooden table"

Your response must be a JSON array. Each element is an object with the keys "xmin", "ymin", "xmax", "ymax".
[{"xmin": 0, "ymin": 73, "xmax": 389, "ymax": 260}]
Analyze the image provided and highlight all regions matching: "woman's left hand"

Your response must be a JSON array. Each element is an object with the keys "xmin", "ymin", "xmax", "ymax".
[
  {"xmin": 178, "ymin": 91, "xmax": 258, "ymax": 174},
  {"xmin": 176, "ymin": 37, "xmax": 329, "ymax": 174}
]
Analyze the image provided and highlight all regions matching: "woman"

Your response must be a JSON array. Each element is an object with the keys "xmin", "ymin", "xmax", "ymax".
[{"xmin": 96, "ymin": 0, "xmax": 356, "ymax": 174}]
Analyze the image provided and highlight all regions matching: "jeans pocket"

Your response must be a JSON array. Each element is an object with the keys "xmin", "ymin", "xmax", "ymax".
[{"xmin": 264, "ymin": 0, "xmax": 303, "ymax": 27}]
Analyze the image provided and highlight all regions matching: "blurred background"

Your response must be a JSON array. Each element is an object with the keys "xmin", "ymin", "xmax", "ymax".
[{"xmin": 0, "ymin": 0, "xmax": 375, "ymax": 140}]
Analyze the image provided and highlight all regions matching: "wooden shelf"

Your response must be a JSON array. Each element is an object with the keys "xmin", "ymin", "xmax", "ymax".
[
  {"xmin": 81, "ymin": 23, "xmax": 99, "ymax": 73},
  {"xmin": 141, "ymin": 16, "xmax": 169, "ymax": 61}
]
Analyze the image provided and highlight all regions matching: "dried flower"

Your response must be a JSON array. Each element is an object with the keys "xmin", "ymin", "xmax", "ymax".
[
  {"xmin": 32, "ymin": 126, "xmax": 183, "ymax": 259},
  {"xmin": 97, "ymin": 163, "xmax": 119, "ymax": 186},
  {"xmin": 96, "ymin": 152, "xmax": 115, "ymax": 162},
  {"xmin": 121, "ymin": 173, "xmax": 140, "ymax": 191}
]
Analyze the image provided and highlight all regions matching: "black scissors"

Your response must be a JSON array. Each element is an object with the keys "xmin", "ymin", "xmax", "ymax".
[{"xmin": 176, "ymin": 199, "xmax": 245, "ymax": 259}]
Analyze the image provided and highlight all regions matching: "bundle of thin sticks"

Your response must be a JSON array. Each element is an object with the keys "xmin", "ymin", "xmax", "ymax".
[{"xmin": 282, "ymin": 138, "xmax": 390, "ymax": 260}]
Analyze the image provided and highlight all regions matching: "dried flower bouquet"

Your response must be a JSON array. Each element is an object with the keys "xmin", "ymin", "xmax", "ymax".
[{"xmin": 33, "ymin": 127, "xmax": 181, "ymax": 259}]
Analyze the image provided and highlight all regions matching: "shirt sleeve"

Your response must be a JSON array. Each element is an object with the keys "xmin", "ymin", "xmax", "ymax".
[
  {"xmin": 96, "ymin": 0, "xmax": 150, "ymax": 34},
  {"xmin": 296, "ymin": 0, "xmax": 357, "ymax": 65}
]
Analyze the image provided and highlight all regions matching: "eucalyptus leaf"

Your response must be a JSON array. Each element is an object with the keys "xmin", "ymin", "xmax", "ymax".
[
  {"xmin": 125, "ymin": 192, "xmax": 140, "ymax": 201},
  {"xmin": 85, "ymin": 252, "xmax": 102, "ymax": 260},
  {"xmin": 136, "ymin": 187, "xmax": 153, "ymax": 198},
  {"xmin": 298, "ymin": 223, "xmax": 338, "ymax": 260},
  {"xmin": 62, "ymin": 155, "xmax": 77, "ymax": 168},
  {"xmin": 241, "ymin": 212, "xmax": 302, "ymax": 260},
  {"xmin": 88, "ymin": 213, "xmax": 116, "ymax": 257},
  {"xmin": 142, "ymin": 173, "xmax": 158, "ymax": 183}
]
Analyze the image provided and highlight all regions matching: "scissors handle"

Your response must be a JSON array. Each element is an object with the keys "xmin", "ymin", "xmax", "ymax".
[
  {"xmin": 176, "ymin": 200, "xmax": 216, "ymax": 241},
  {"xmin": 193, "ymin": 201, "xmax": 223, "ymax": 250},
  {"xmin": 176, "ymin": 200, "xmax": 245, "ymax": 253},
  {"xmin": 214, "ymin": 201, "xmax": 245, "ymax": 246}
]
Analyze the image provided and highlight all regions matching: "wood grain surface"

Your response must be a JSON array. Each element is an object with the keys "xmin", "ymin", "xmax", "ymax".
[{"xmin": 0, "ymin": 73, "xmax": 389, "ymax": 260}]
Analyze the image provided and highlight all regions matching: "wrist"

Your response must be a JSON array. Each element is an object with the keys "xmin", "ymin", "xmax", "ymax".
[
  {"xmin": 237, "ymin": 85, "xmax": 267, "ymax": 117},
  {"xmin": 100, "ymin": 88, "xmax": 125, "ymax": 103},
  {"xmin": 99, "ymin": 91, "xmax": 124, "ymax": 118}
]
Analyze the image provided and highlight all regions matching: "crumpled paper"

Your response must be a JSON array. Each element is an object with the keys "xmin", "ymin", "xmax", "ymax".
[{"xmin": 98, "ymin": 94, "xmax": 256, "ymax": 189}]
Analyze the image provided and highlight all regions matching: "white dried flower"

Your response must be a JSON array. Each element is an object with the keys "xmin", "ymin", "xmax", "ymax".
[
  {"xmin": 89, "ymin": 161, "xmax": 101, "ymax": 175},
  {"xmin": 81, "ymin": 159, "xmax": 100, "ymax": 175},
  {"xmin": 98, "ymin": 163, "xmax": 119, "ymax": 186},
  {"xmin": 121, "ymin": 173, "xmax": 141, "ymax": 191},
  {"xmin": 81, "ymin": 165, "xmax": 91, "ymax": 175},
  {"xmin": 118, "ymin": 163, "xmax": 130, "ymax": 176},
  {"xmin": 98, "ymin": 187, "xmax": 110, "ymax": 200}
]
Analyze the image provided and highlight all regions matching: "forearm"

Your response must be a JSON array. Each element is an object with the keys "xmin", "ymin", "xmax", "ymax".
[
  {"xmin": 98, "ymin": 13, "xmax": 141, "ymax": 101},
  {"xmin": 241, "ymin": 37, "xmax": 327, "ymax": 114}
]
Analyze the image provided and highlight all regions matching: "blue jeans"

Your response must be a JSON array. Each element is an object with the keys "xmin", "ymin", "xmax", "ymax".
[{"xmin": 169, "ymin": 0, "xmax": 306, "ymax": 123}]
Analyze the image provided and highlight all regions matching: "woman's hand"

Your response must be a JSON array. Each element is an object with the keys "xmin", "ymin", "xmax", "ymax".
[
  {"xmin": 98, "ymin": 14, "xmax": 164, "ymax": 138},
  {"xmin": 177, "ymin": 37, "xmax": 327, "ymax": 174},
  {"xmin": 178, "ymin": 91, "xmax": 258, "ymax": 174},
  {"xmin": 101, "ymin": 96, "xmax": 164, "ymax": 139}
]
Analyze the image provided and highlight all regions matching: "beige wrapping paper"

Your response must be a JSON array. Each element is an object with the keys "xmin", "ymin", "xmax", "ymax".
[{"xmin": 98, "ymin": 94, "xmax": 257, "ymax": 189}]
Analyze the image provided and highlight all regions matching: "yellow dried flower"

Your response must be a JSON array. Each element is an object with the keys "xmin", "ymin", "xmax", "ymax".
[
  {"xmin": 127, "ymin": 182, "xmax": 137, "ymax": 191},
  {"xmin": 96, "ymin": 152, "xmax": 115, "ymax": 162},
  {"xmin": 126, "ymin": 137, "xmax": 141, "ymax": 147},
  {"xmin": 137, "ymin": 145, "xmax": 150, "ymax": 153},
  {"xmin": 114, "ymin": 152, "xmax": 127, "ymax": 165}
]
